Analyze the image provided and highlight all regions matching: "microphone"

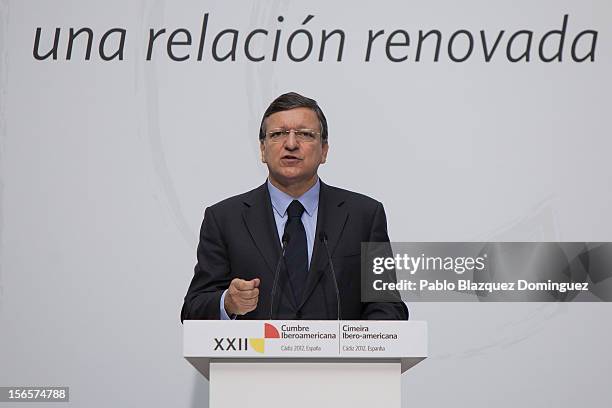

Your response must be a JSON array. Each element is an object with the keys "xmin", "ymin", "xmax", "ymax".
[
  {"xmin": 319, "ymin": 232, "xmax": 341, "ymax": 321},
  {"xmin": 269, "ymin": 233, "xmax": 290, "ymax": 320}
]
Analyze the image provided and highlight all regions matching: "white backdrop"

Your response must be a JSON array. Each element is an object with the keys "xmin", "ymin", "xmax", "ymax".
[{"xmin": 1, "ymin": 1, "xmax": 611, "ymax": 407}]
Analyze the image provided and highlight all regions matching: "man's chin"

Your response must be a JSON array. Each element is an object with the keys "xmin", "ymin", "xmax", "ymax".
[{"xmin": 270, "ymin": 172, "xmax": 316, "ymax": 187}]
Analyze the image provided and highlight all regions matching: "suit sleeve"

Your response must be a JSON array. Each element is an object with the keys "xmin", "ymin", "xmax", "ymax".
[
  {"xmin": 181, "ymin": 206, "xmax": 232, "ymax": 321},
  {"xmin": 360, "ymin": 202, "xmax": 409, "ymax": 320}
]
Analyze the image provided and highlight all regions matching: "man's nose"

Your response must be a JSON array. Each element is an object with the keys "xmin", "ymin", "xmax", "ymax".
[{"xmin": 284, "ymin": 132, "xmax": 299, "ymax": 150}]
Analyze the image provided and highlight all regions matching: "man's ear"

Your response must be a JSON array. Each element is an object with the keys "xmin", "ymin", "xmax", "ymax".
[
  {"xmin": 321, "ymin": 142, "xmax": 329, "ymax": 164},
  {"xmin": 260, "ymin": 141, "xmax": 267, "ymax": 163}
]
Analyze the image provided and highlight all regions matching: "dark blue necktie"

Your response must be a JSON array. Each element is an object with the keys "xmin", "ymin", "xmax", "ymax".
[{"xmin": 284, "ymin": 200, "xmax": 308, "ymax": 303}]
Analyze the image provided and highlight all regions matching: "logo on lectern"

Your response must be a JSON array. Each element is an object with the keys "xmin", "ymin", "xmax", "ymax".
[
  {"xmin": 248, "ymin": 323, "xmax": 280, "ymax": 353},
  {"xmin": 213, "ymin": 323, "xmax": 280, "ymax": 354}
]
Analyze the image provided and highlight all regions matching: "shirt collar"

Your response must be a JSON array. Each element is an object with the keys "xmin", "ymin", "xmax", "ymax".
[{"xmin": 268, "ymin": 178, "xmax": 320, "ymax": 217}]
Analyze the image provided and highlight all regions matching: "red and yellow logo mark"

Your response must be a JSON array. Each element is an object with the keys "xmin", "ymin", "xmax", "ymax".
[{"xmin": 248, "ymin": 323, "xmax": 280, "ymax": 353}]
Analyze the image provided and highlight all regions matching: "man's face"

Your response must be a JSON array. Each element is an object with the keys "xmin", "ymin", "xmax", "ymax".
[{"xmin": 260, "ymin": 107, "xmax": 329, "ymax": 188}]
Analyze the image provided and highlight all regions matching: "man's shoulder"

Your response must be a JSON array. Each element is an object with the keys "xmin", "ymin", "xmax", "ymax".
[
  {"xmin": 204, "ymin": 181, "xmax": 384, "ymax": 214},
  {"xmin": 207, "ymin": 183, "xmax": 266, "ymax": 214},
  {"xmin": 322, "ymin": 182, "xmax": 383, "ymax": 211}
]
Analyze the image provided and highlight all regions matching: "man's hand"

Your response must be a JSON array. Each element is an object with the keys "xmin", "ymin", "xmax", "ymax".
[{"xmin": 224, "ymin": 278, "xmax": 260, "ymax": 316}]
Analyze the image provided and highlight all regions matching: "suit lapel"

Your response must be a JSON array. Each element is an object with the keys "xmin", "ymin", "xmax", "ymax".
[
  {"xmin": 242, "ymin": 182, "xmax": 298, "ymax": 311},
  {"xmin": 242, "ymin": 183, "xmax": 280, "ymax": 277},
  {"xmin": 298, "ymin": 181, "xmax": 348, "ymax": 310}
]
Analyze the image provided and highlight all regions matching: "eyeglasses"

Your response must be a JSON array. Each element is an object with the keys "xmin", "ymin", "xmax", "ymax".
[{"xmin": 265, "ymin": 128, "xmax": 320, "ymax": 143}]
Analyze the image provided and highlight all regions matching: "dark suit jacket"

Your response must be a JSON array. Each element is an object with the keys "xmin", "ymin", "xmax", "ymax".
[{"xmin": 181, "ymin": 180, "xmax": 408, "ymax": 321}]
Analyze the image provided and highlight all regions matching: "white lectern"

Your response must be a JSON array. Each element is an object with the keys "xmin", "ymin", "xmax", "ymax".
[{"xmin": 184, "ymin": 320, "xmax": 427, "ymax": 408}]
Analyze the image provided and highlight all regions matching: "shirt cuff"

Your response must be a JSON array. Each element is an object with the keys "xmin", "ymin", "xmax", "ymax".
[{"xmin": 219, "ymin": 289, "xmax": 236, "ymax": 320}]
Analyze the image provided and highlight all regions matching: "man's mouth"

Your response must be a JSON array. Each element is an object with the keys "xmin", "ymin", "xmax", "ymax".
[{"xmin": 281, "ymin": 155, "xmax": 302, "ymax": 161}]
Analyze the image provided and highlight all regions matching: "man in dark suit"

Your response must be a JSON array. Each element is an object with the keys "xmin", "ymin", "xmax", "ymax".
[{"xmin": 181, "ymin": 92, "xmax": 407, "ymax": 321}]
